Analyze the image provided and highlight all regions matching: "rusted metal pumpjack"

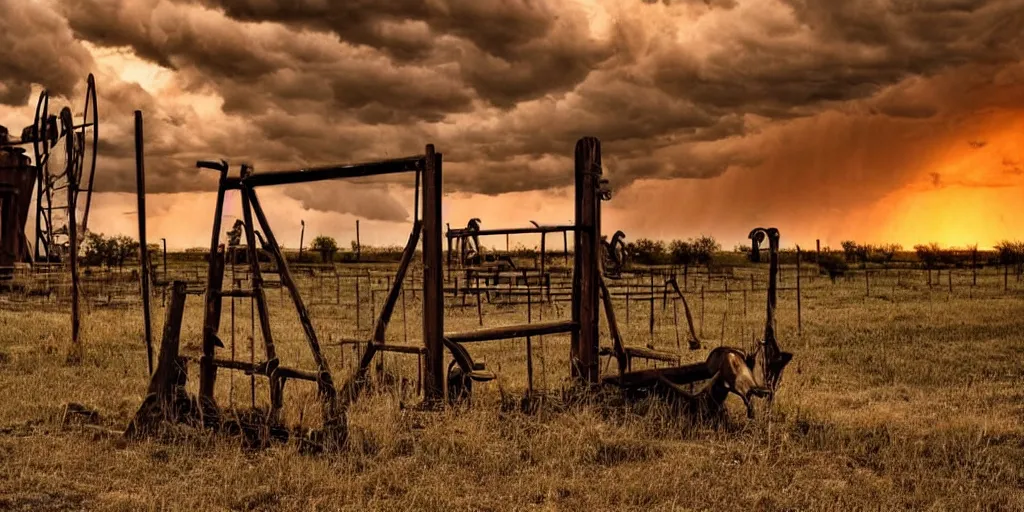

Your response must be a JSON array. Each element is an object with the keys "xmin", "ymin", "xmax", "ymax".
[
  {"xmin": 602, "ymin": 227, "xmax": 793, "ymax": 419},
  {"xmin": 746, "ymin": 227, "xmax": 793, "ymax": 392},
  {"xmin": 601, "ymin": 230, "xmax": 628, "ymax": 278},
  {"xmin": 126, "ymin": 148, "xmax": 443, "ymax": 450}
]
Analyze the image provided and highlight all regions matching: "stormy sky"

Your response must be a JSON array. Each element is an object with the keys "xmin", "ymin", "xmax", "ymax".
[{"xmin": 1, "ymin": 0, "xmax": 1022, "ymax": 250}]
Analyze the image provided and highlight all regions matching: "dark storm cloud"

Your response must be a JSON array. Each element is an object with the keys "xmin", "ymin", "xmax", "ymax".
[
  {"xmin": 186, "ymin": 0, "xmax": 615, "ymax": 106},
  {"xmin": 0, "ymin": 0, "xmax": 94, "ymax": 105},
  {"xmin": 3, "ymin": 0, "xmax": 1022, "ymax": 224},
  {"xmin": 60, "ymin": 0, "xmax": 477, "ymax": 121},
  {"xmin": 279, "ymin": 182, "xmax": 409, "ymax": 223},
  {"xmin": 652, "ymin": 0, "xmax": 1024, "ymax": 116}
]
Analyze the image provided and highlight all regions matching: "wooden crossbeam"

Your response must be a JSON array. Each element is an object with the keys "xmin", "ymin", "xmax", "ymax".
[{"xmin": 445, "ymin": 320, "xmax": 576, "ymax": 344}]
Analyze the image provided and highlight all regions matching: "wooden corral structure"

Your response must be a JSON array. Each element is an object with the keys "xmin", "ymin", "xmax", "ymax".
[
  {"xmin": 445, "ymin": 219, "xmax": 575, "ymax": 275},
  {"xmin": 129, "ymin": 135, "xmax": 794, "ymax": 447}
]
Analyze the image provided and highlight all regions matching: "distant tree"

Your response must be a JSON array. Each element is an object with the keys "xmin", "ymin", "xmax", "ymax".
[
  {"xmin": 82, "ymin": 232, "xmax": 112, "ymax": 267},
  {"xmin": 878, "ymin": 243, "xmax": 902, "ymax": 264},
  {"xmin": 914, "ymin": 243, "xmax": 944, "ymax": 268},
  {"xmin": 994, "ymin": 240, "xmax": 1024, "ymax": 265},
  {"xmin": 112, "ymin": 235, "xmax": 140, "ymax": 268},
  {"xmin": 692, "ymin": 235, "xmax": 721, "ymax": 267},
  {"xmin": 669, "ymin": 239, "xmax": 693, "ymax": 266},
  {"xmin": 81, "ymin": 232, "xmax": 139, "ymax": 268},
  {"xmin": 626, "ymin": 238, "xmax": 667, "ymax": 265},
  {"xmin": 312, "ymin": 235, "xmax": 338, "ymax": 263},
  {"xmin": 841, "ymin": 240, "xmax": 858, "ymax": 263},
  {"xmin": 854, "ymin": 243, "xmax": 872, "ymax": 266}
]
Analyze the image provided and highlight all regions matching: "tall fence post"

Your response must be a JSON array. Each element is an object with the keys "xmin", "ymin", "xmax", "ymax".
[
  {"xmin": 355, "ymin": 220, "xmax": 361, "ymax": 262},
  {"xmin": 422, "ymin": 145, "xmax": 445, "ymax": 402},
  {"xmin": 197, "ymin": 160, "xmax": 229, "ymax": 405},
  {"xmin": 796, "ymin": 245, "xmax": 802, "ymax": 336},
  {"xmin": 134, "ymin": 111, "xmax": 154, "ymax": 375},
  {"xmin": 571, "ymin": 137, "xmax": 601, "ymax": 384},
  {"xmin": 63, "ymin": 108, "xmax": 82, "ymax": 364}
]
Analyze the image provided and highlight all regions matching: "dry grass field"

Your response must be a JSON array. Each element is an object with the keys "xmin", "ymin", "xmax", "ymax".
[{"xmin": 1, "ymin": 262, "xmax": 1022, "ymax": 510}]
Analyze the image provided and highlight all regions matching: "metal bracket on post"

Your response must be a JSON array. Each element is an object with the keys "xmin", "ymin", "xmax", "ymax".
[{"xmin": 599, "ymin": 178, "xmax": 612, "ymax": 201}]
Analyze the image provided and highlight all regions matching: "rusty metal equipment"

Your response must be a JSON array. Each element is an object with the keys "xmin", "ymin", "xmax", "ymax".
[
  {"xmin": 0, "ymin": 74, "xmax": 98, "ymax": 267},
  {"xmin": 601, "ymin": 226, "xmax": 794, "ymax": 419},
  {"xmin": 129, "ymin": 135, "xmax": 789, "ymax": 448},
  {"xmin": 601, "ymin": 230, "xmax": 628, "ymax": 278},
  {"xmin": 128, "ymin": 148, "xmax": 443, "ymax": 448}
]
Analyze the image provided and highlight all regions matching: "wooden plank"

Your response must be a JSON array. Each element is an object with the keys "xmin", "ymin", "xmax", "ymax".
[
  {"xmin": 602, "ymin": 362, "xmax": 712, "ymax": 388},
  {"xmin": 598, "ymin": 276, "xmax": 626, "ymax": 376},
  {"xmin": 422, "ymin": 147, "xmax": 444, "ymax": 401},
  {"xmin": 572, "ymin": 136, "xmax": 601, "ymax": 384},
  {"xmin": 199, "ymin": 162, "xmax": 229, "ymax": 402},
  {"xmin": 134, "ymin": 111, "xmax": 153, "ymax": 375},
  {"xmin": 447, "ymin": 225, "xmax": 577, "ymax": 237},
  {"xmin": 125, "ymin": 281, "xmax": 188, "ymax": 439},
  {"xmin": 63, "ymin": 108, "xmax": 82, "ymax": 364},
  {"xmin": 445, "ymin": 320, "xmax": 576, "ymax": 344},
  {"xmin": 373, "ymin": 343, "xmax": 426, "ymax": 355},
  {"xmin": 239, "ymin": 179, "xmax": 279, "ymax": 400},
  {"xmin": 147, "ymin": 281, "xmax": 188, "ymax": 398},
  {"xmin": 624, "ymin": 346, "xmax": 679, "ymax": 364},
  {"xmin": 209, "ymin": 358, "xmax": 320, "ymax": 382},
  {"xmin": 238, "ymin": 155, "xmax": 423, "ymax": 188}
]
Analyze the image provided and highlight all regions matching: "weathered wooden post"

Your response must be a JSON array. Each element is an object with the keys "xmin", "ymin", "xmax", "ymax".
[
  {"xmin": 161, "ymin": 237, "xmax": 167, "ymax": 306},
  {"xmin": 63, "ymin": 108, "xmax": 83, "ymax": 364},
  {"xmin": 648, "ymin": 272, "xmax": 655, "ymax": 338},
  {"xmin": 125, "ymin": 280, "xmax": 188, "ymax": 439},
  {"xmin": 196, "ymin": 159, "xmax": 229, "ymax": 406},
  {"xmin": 796, "ymin": 245, "xmax": 802, "ymax": 336},
  {"xmin": 571, "ymin": 137, "xmax": 601, "ymax": 384},
  {"xmin": 563, "ymin": 231, "xmax": 569, "ymax": 266},
  {"xmin": 355, "ymin": 219, "xmax": 361, "ymax": 262},
  {"xmin": 700, "ymin": 285, "xmax": 705, "ymax": 337},
  {"xmin": 298, "ymin": 220, "xmax": 305, "ymax": 262},
  {"xmin": 135, "ymin": 110, "xmax": 154, "ymax": 375},
  {"xmin": 526, "ymin": 281, "xmax": 534, "ymax": 395},
  {"xmin": 972, "ymin": 247, "xmax": 977, "ymax": 287},
  {"xmin": 540, "ymin": 232, "xmax": 546, "ymax": 276},
  {"xmin": 422, "ymin": 145, "xmax": 445, "ymax": 402}
]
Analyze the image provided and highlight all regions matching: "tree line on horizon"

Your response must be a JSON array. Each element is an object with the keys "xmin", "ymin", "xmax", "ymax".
[{"xmin": 68, "ymin": 230, "xmax": 1024, "ymax": 272}]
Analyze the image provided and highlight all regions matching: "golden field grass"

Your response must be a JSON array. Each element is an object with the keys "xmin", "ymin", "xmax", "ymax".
[{"xmin": 0, "ymin": 264, "xmax": 1022, "ymax": 511}]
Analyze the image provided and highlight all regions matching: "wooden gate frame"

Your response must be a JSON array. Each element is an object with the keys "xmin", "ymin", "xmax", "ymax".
[{"xmin": 132, "ymin": 137, "xmax": 611, "ymax": 440}]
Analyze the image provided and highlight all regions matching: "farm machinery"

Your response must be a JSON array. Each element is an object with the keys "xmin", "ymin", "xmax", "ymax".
[
  {"xmin": 0, "ymin": 75, "xmax": 99, "ymax": 271},
  {"xmin": 125, "ymin": 135, "xmax": 793, "ymax": 449}
]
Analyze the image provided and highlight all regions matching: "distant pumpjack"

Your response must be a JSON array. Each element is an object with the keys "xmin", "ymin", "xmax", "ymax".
[{"xmin": 602, "ymin": 230, "xmax": 628, "ymax": 278}]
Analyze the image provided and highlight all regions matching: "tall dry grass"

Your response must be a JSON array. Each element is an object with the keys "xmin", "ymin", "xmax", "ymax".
[{"xmin": 0, "ymin": 264, "xmax": 1022, "ymax": 510}]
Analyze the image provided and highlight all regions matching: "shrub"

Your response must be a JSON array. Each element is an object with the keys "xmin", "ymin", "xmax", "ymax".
[
  {"xmin": 626, "ymin": 238, "xmax": 667, "ymax": 266},
  {"xmin": 311, "ymin": 235, "xmax": 338, "ymax": 262},
  {"xmin": 81, "ymin": 232, "xmax": 139, "ymax": 268}
]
